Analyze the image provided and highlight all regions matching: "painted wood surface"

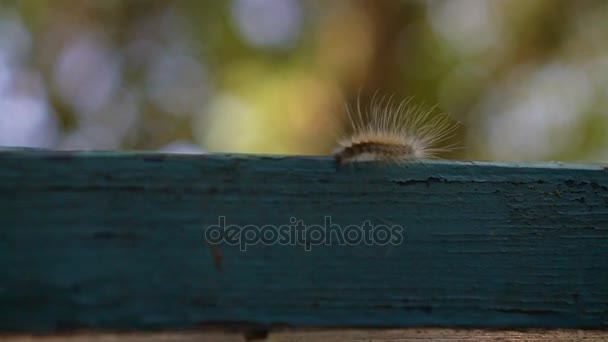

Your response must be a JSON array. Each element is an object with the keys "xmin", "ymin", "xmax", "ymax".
[{"xmin": 0, "ymin": 148, "xmax": 607, "ymax": 332}]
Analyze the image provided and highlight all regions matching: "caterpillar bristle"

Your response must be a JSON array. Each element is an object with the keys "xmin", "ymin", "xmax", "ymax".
[{"xmin": 333, "ymin": 93, "xmax": 461, "ymax": 166}]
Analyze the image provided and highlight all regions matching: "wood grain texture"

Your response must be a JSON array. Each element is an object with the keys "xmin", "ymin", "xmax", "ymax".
[
  {"xmin": 0, "ymin": 148, "xmax": 607, "ymax": 332},
  {"xmin": 3, "ymin": 328, "xmax": 608, "ymax": 342}
]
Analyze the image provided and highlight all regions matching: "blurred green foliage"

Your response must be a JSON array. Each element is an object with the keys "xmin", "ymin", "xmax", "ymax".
[{"xmin": 0, "ymin": 0, "xmax": 607, "ymax": 162}]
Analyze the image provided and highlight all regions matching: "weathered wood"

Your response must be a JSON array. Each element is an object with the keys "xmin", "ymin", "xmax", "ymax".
[
  {"xmin": 0, "ymin": 149, "xmax": 607, "ymax": 332},
  {"xmin": 3, "ymin": 329, "xmax": 608, "ymax": 342}
]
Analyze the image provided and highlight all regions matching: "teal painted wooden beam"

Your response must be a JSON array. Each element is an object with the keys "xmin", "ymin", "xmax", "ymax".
[{"xmin": 0, "ymin": 148, "xmax": 607, "ymax": 332}]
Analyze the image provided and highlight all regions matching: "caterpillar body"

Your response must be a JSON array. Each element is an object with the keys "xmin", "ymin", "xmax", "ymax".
[{"xmin": 333, "ymin": 94, "xmax": 460, "ymax": 166}]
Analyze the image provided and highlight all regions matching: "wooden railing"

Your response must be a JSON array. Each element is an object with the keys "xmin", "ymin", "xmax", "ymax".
[{"xmin": 1, "ymin": 148, "xmax": 607, "ymax": 340}]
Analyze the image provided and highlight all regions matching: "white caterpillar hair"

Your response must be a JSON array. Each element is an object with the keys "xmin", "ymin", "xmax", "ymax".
[{"xmin": 333, "ymin": 93, "xmax": 461, "ymax": 165}]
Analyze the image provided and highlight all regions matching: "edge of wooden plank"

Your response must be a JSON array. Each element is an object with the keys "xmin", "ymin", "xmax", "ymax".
[
  {"xmin": 3, "ymin": 328, "xmax": 608, "ymax": 342},
  {"xmin": 1, "ymin": 147, "xmax": 607, "ymax": 171}
]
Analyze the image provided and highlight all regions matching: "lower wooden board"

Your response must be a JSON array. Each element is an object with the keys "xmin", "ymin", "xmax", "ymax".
[
  {"xmin": 3, "ymin": 329, "xmax": 608, "ymax": 342},
  {"xmin": 1, "ymin": 149, "xmax": 607, "ymax": 332}
]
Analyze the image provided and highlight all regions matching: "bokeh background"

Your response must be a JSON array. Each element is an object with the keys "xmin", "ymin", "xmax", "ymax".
[{"xmin": 0, "ymin": 0, "xmax": 607, "ymax": 162}]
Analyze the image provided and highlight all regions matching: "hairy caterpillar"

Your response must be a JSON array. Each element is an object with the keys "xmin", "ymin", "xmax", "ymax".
[{"xmin": 333, "ymin": 93, "xmax": 460, "ymax": 166}]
